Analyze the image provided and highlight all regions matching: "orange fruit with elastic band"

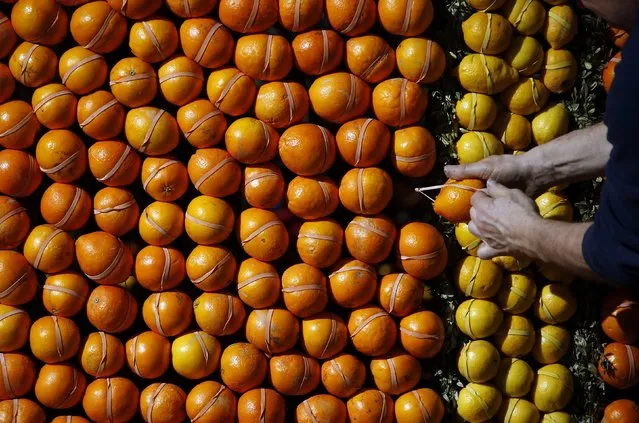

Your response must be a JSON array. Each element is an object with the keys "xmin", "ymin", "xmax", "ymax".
[
  {"xmin": 82, "ymin": 377, "xmax": 139, "ymax": 423},
  {"xmin": 279, "ymin": 124, "xmax": 336, "ymax": 176},
  {"xmin": 141, "ymin": 156, "xmax": 189, "ymax": 202},
  {"xmin": 180, "ymin": 18, "xmax": 234, "ymax": 69},
  {"xmin": 602, "ymin": 399, "xmax": 639, "ymax": 423},
  {"xmin": 0, "ymin": 64, "xmax": 14, "ymax": 104},
  {"xmin": 50, "ymin": 417, "xmax": 90, "ymax": 423},
  {"xmin": 370, "ymin": 348, "xmax": 421, "ymax": 395},
  {"xmin": 287, "ymin": 175, "xmax": 339, "ymax": 220},
  {"xmin": 433, "ymin": 178, "xmax": 485, "ymax": 223},
  {"xmin": 23, "ymin": 225, "xmax": 75, "ymax": 273},
  {"xmin": 107, "ymin": 0, "xmax": 162, "ymax": 19},
  {"xmin": 279, "ymin": 0, "xmax": 323, "ymax": 31},
  {"xmin": 0, "ymin": 100, "xmax": 40, "ymax": 149},
  {"xmin": 245, "ymin": 308, "xmax": 300, "ymax": 354},
  {"xmin": 0, "ymin": 305, "xmax": 30, "ymax": 352},
  {"xmin": 345, "ymin": 215, "xmax": 397, "ymax": 264},
  {"xmin": 166, "ymin": 0, "xmax": 216, "ymax": 17},
  {"xmin": 188, "ymin": 148, "xmax": 241, "ymax": 197},
  {"xmin": 125, "ymin": 331, "xmax": 171, "ymax": 379},
  {"xmin": 396, "ymin": 38, "xmax": 447, "ymax": 84},
  {"xmin": 339, "ymin": 167, "xmax": 393, "ymax": 215},
  {"xmin": 378, "ymin": 0, "xmax": 434, "ymax": 35},
  {"xmin": 297, "ymin": 219, "xmax": 343, "ymax": 269},
  {"xmin": 29, "ymin": 315, "xmax": 80, "ymax": 363},
  {"xmin": 603, "ymin": 52, "xmax": 621, "ymax": 94},
  {"xmin": 93, "ymin": 187, "xmax": 139, "ymax": 236},
  {"xmin": 185, "ymin": 196, "xmax": 234, "ymax": 245},
  {"xmin": 10, "ymin": 0, "xmax": 68, "ymax": 45},
  {"xmin": 76, "ymin": 231, "xmax": 133, "ymax": 285},
  {"xmin": 0, "ymin": 352, "xmax": 36, "ymax": 400},
  {"xmin": 36, "ymin": 129, "xmax": 87, "ymax": 183},
  {"xmin": 186, "ymin": 245, "xmax": 236, "ymax": 292},
  {"xmin": 80, "ymin": 331, "xmax": 125, "ymax": 377},
  {"xmin": 129, "ymin": 17, "xmax": 178, "ymax": 64},
  {"xmin": 391, "ymin": 126, "xmax": 437, "ymax": 178},
  {"xmin": 336, "ymin": 118, "xmax": 390, "ymax": 167},
  {"xmin": 373, "ymin": 78, "xmax": 428, "ymax": 127},
  {"xmin": 400, "ymin": 310, "xmax": 445, "ymax": 359},
  {"xmin": 269, "ymin": 352, "xmax": 320, "ymax": 396},
  {"xmin": 34, "ymin": 364, "xmax": 86, "ymax": 409},
  {"xmin": 42, "ymin": 272, "xmax": 89, "ymax": 317},
  {"xmin": 177, "ymin": 99, "xmax": 227, "ymax": 148},
  {"xmin": 125, "ymin": 107, "xmax": 179, "ymax": 156},
  {"xmin": 136, "ymin": 246, "xmax": 185, "ymax": 292},
  {"xmin": 70, "ymin": 1, "xmax": 127, "ymax": 53},
  {"xmin": 235, "ymin": 34, "xmax": 293, "ymax": 81},
  {"xmin": 140, "ymin": 383, "xmax": 187, "ymax": 423},
  {"xmin": 109, "ymin": 57, "xmax": 158, "ymax": 108},
  {"xmin": 328, "ymin": 258, "xmax": 376, "ymax": 308},
  {"xmin": 0, "ymin": 251, "xmax": 37, "ymax": 306},
  {"xmin": 238, "ymin": 208, "xmax": 289, "ymax": 262},
  {"xmin": 236, "ymin": 258, "xmax": 280, "ymax": 308},
  {"xmin": 347, "ymin": 390, "xmax": 394, "ymax": 423},
  {"xmin": 243, "ymin": 163, "xmax": 286, "ymax": 209},
  {"xmin": 281, "ymin": 263, "xmax": 328, "ymax": 318},
  {"xmin": 186, "ymin": 381, "xmax": 237, "ymax": 422},
  {"xmin": 206, "ymin": 67, "xmax": 257, "ymax": 116},
  {"xmin": 0, "ymin": 399, "xmax": 45, "ymax": 423},
  {"xmin": 238, "ymin": 388, "xmax": 286, "ymax": 423},
  {"xmin": 601, "ymin": 289, "xmax": 639, "ymax": 345},
  {"xmin": 88, "ymin": 140, "xmax": 141, "ymax": 187},
  {"xmin": 58, "ymin": 47, "xmax": 108, "ymax": 95},
  {"xmin": 0, "ymin": 12, "xmax": 16, "ymax": 59},
  {"xmin": 77, "ymin": 90, "xmax": 124, "ymax": 140},
  {"xmin": 395, "ymin": 388, "xmax": 445, "ymax": 423},
  {"xmin": 193, "ymin": 292, "xmax": 245, "ymax": 336},
  {"xmin": 158, "ymin": 56, "xmax": 204, "ymax": 106},
  {"xmin": 218, "ymin": 0, "xmax": 278, "ymax": 33},
  {"xmin": 9, "ymin": 42, "xmax": 58, "ymax": 88},
  {"xmin": 325, "ymin": 0, "xmax": 375, "ymax": 36},
  {"xmin": 609, "ymin": 26, "xmax": 630, "ymax": 48},
  {"xmin": 0, "ymin": 197, "xmax": 30, "ymax": 250},
  {"xmin": 255, "ymin": 81, "xmax": 309, "ymax": 128},
  {"xmin": 40, "ymin": 183, "xmax": 91, "ymax": 231},
  {"xmin": 0, "ymin": 150, "xmax": 42, "ymax": 198},
  {"xmin": 301, "ymin": 312, "xmax": 348, "ymax": 359},
  {"xmin": 348, "ymin": 306, "xmax": 397, "ymax": 357},
  {"xmin": 322, "ymin": 354, "xmax": 366, "ymax": 398},
  {"xmin": 225, "ymin": 118, "xmax": 279, "ymax": 164},
  {"xmin": 309, "ymin": 73, "xmax": 370, "ymax": 124},
  {"xmin": 32, "ymin": 83, "xmax": 77, "ymax": 129},
  {"xmin": 396, "ymin": 222, "xmax": 448, "ymax": 280},
  {"xmin": 143, "ymin": 291, "xmax": 193, "ymax": 337},
  {"xmin": 221, "ymin": 342, "xmax": 268, "ymax": 393},
  {"xmin": 86, "ymin": 285, "xmax": 137, "ymax": 333},
  {"xmin": 346, "ymin": 35, "xmax": 395, "ymax": 83},
  {"xmin": 378, "ymin": 273, "xmax": 423, "ymax": 317},
  {"xmin": 297, "ymin": 394, "xmax": 347, "ymax": 423},
  {"xmin": 171, "ymin": 330, "xmax": 221, "ymax": 380},
  {"xmin": 292, "ymin": 30, "xmax": 344, "ymax": 76}
]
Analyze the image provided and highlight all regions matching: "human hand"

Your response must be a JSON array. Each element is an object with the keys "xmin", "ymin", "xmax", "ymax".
[{"xmin": 468, "ymin": 180, "xmax": 542, "ymax": 260}]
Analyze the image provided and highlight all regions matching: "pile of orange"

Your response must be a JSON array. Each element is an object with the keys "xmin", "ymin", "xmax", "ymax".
[{"xmin": 0, "ymin": 0, "xmax": 458, "ymax": 421}]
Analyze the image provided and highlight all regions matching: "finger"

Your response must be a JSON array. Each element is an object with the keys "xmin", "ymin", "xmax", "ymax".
[
  {"xmin": 444, "ymin": 161, "xmax": 488, "ymax": 180},
  {"xmin": 468, "ymin": 220, "xmax": 481, "ymax": 238},
  {"xmin": 470, "ymin": 190, "xmax": 493, "ymax": 207},
  {"xmin": 485, "ymin": 179, "xmax": 512, "ymax": 197},
  {"xmin": 477, "ymin": 243, "xmax": 501, "ymax": 260}
]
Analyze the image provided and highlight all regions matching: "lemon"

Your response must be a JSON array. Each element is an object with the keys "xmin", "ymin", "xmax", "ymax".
[
  {"xmin": 494, "ymin": 358, "xmax": 534, "ymax": 397},
  {"xmin": 534, "ymin": 283, "xmax": 577, "ymax": 324},
  {"xmin": 468, "ymin": 0, "xmax": 507, "ymax": 11},
  {"xmin": 492, "ymin": 255, "xmax": 532, "ymax": 272},
  {"xmin": 492, "ymin": 111, "xmax": 532, "ymax": 150},
  {"xmin": 458, "ymin": 340, "xmax": 501, "ymax": 383},
  {"xmin": 503, "ymin": 35, "xmax": 544, "ymax": 76},
  {"xmin": 456, "ymin": 131, "xmax": 504, "ymax": 164},
  {"xmin": 493, "ymin": 314, "xmax": 536, "ymax": 357},
  {"xmin": 501, "ymin": 78, "xmax": 550, "ymax": 116},
  {"xmin": 455, "ymin": 223, "xmax": 482, "ymax": 256},
  {"xmin": 532, "ymin": 103, "xmax": 569, "ymax": 145},
  {"xmin": 455, "ymin": 256, "xmax": 503, "ymax": 299},
  {"xmin": 501, "ymin": 0, "xmax": 547, "ymax": 35},
  {"xmin": 541, "ymin": 411, "xmax": 571, "ymax": 423},
  {"xmin": 542, "ymin": 48, "xmax": 577, "ymax": 94},
  {"xmin": 458, "ymin": 383, "xmax": 503, "ymax": 422},
  {"xmin": 456, "ymin": 299, "xmax": 504, "ymax": 339},
  {"xmin": 457, "ymin": 54, "xmax": 519, "ymax": 94},
  {"xmin": 535, "ymin": 191, "xmax": 573, "ymax": 222},
  {"xmin": 543, "ymin": 5, "xmax": 578, "ymax": 49},
  {"xmin": 496, "ymin": 398, "xmax": 541, "ymax": 423},
  {"xmin": 531, "ymin": 324, "xmax": 571, "ymax": 364},
  {"xmin": 462, "ymin": 12, "xmax": 513, "ymax": 54},
  {"xmin": 456, "ymin": 93, "xmax": 498, "ymax": 131},
  {"xmin": 531, "ymin": 364, "xmax": 573, "ymax": 412},
  {"xmin": 495, "ymin": 271, "xmax": 537, "ymax": 314}
]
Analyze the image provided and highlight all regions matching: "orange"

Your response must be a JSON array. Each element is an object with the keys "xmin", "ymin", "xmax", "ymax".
[
  {"xmin": 292, "ymin": 30, "xmax": 345, "ymax": 76},
  {"xmin": 282, "ymin": 263, "xmax": 328, "ymax": 318},
  {"xmin": 35, "ymin": 129, "xmax": 87, "ymax": 183},
  {"xmin": 346, "ymin": 35, "xmax": 395, "ymax": 83},
  {"xmin": 158, "ymin": 56, "xmax": 204, "ymax": 106},
  {"xmin": 348, "ymin": 306, "xmax": 397, "ymax": 357},
  {"xmin": 93, "ymin": 187, "xmax": 139, "ymax": 236},
  {"xmin": 395, "ymin": 388, "xmax": 445, "ymax": 423},
  {"xmin": 59, "ymin": 47, "xmax": 108, "ymax": 95},
  {"xmin": 193, "ymin": 293, "xmax": 245, "ymax": 336},
  {"xmin": 180, "ymin": 18, "xmax": 234, "ymax": 69},
  {"xmin": 82, "ymin": 377, "xmax": 139, "ymax": 423},
  {"xmin": 321, "ymin": 354, "xmax": 367, "ymax": 398},
  {"xmin": 139, "ymin": 201, "xmax": 185, "ymax": 246},
  {"xmin": 218, "ymin": 0, "xmax": 278, "ymax": 33},
  {"xmin": 391, "ymin": 126, "xmax": 437, "ymax": 177},
  {"xmin": 279, "ymin": 0, "xmax": 323, "ymax": 31},
  {"xmin": 143, "ymin": 291, "xmax": 193, "ymax": 337},
  {"xmin": 609, "ymin": 26, "xmax": 630, "ymax": 48},
  {"xmin": 339, "ymin": 167, "xmax": 393, "ymax": 215},
  {"xmin": 297, "ymin": 394, "xmax": 347, "ymax": 423},
  {"xmin": 188, "ymin": 148, "xmax": 242, "ymax": 197},
  {"xmin": 42, "ymin": 272, "xmax": 89, "ymax": 317},
  {"xmin": 34, "ymin": 364, "xmax": 86, "ymax": 409},
  {"xmin": 177, "ymin": 99, "xmax": 227, "ymax": 148},
  {"xmin": 238, "ymin": 208, "xmax": 289, "ymax": 261},
  {"xmin": 88, "ymin": 140, "xmax": 141, "ymax": 186},
  {"xmin": 237, "ymin": 258, "xmax": 280, "ymax": 308},
  {"xmin": 0, "ymin": 399, "xmax": 45, "ymax": 423},
  {"xmin": 86, "ymin": 285, "xmax": 137, "ymax": 333},
  {"xmin": 29, "ymin": 316, "xmax": 80, "ymax": 363},
  {"xmin": 397, "ymin": 222, "xmax": 448, "ymax": 280},
  {"xmin": 372, "ymin": 78, "xmax": 428, "ymax": 127},
  {"xmin": 238, "ymin": 388, "xmax": 286, "ymax": 423},
  {"xmin": 269, "ymin": 352, "xmax": 320, "ymax": 396},
  {"xmin": 325, "ymin": 0, "xmax": 375, "ymax": 36},
  {"xmin": 140, "ymin": 383, "xmax": 187, "ymax": 423},
  {"xmin": 301, "ymin": 312, "xmax": 348, "ymax": 359},
  {"xmin": 23, "ymin": 225, "xmax": 75, "ymax": 273},
  {"xmin": 32, "ymin": 83, "xmax": 77, "ymax": 129},
  {"xmin": 0, "ymin": 100, "xmax": 40, "ymax": 149},
  {"xmin": 0, "ymin": 305, "xmax": 30, "ymax": 352},
  {"xmin": 243, "ymin": 163, "xmax": 286, "ymax": 209},
  {"xmin": 76, "ymin": 231, "xmax": 133, "ymax": 285},
  {"xmin": 0, "ymin": 352, "xmax": 36, "ymax": 400},
  {"xmin": 254, "ymin": 81, "xmax": 309, "ymax": 128},
  {"xmin": 601, "ymin": 289, "xmax": 639, "ymax": 345},
  {"xmin": 347, "ymin": 389, "xmax": 394, "ymax": 423},
  {"xmin": 370, "ymin": 348, "xmax": 421, "ymax": 395},
  {"xmin": 70, "ymin": 1, "xmax": 127, "ymax": 53},
  {"xmin": 309, "ymin": 73, "xmax": 371, "ymax": 124},
  {"xmin": 328, "ymin": 258, "xmax": 376, "ymax": 308},
  {"xmin": 77, "ymin": 91, "xmax": 124, "ymax": 140},
  {"xmin": 172, "ymin": 330, "xmax": 221, "ymax": 380},
  {"xmin": 50, "ymin": 417, "xmax": 90, "ymax": 423},
  {"xmin": 186, "ymin": 245, "xmax": 236, "ymax": 292},
  {"xmin": 80, "ymin": 331, "xmax": 125, "ymax": 377},
  {"xmin": 9, "ymin": 42, "xmax": 58, "ymax": 88},
  {"xmin": 433, "ymin": 178, "xmax": 485, "ymax": 223},
  {"xmin": 297, "ymin": 219, "xmax": 343, "ymax": 268},
  {"xmin": 166, "ymin": 0, "xmax": 216, "ymax": 17},
  {"xmin": 186, "ymin": 381, "xmax": 237, "ymax": 422},
  {"xmin": 129, "ymin": 17, "xmax": 178, "ymax": 63},
  {"xmin": 603, "ymin": 52, "xmax": 621, "ymax": 94},
  {"xmin": 0, "ymin": 197, "xmax": 30, "ymax": 250},
  {"xmin": 107, "ymin": 0, "xmax": 162, "ymax": 19},
  {"xmin": 141, "ymin": 156, "xmax": 189, "ymax": 202},
  {"xmin": 345, "ymin": 215, "xmax": 397, "ymax": 264},
  {"xmin": 125, "ymin": 107, "xmax": 179, "ymax": 155},
  {"xmin": 378, "ymin": 273, "xmax": 423, "ymax": 317},
  {"xmin": 185, "ymin": 196, "xmax": 235, "ymax": 245},
  {"xmin": 378, "ymin": 0, "xmax": 434, "ymax": 35},
  {"xmin": 396, "ymin": 38, "xmax": 447, "ymax": 84},
  {"xmin": 245, "ymin": 308, "xmax": 300, "ymax": 354},
  {"xmin": 40, "ymin": 183, "xmax": 90, "ymax": 231},
  {"xmin": 10, "ymin": 0, "xmax": 68, "ymax": 45},
  {"xmin": 235, "ymin": 34, "xmax": 292, "ymax": 81},
  {"xmin": 0, "ymin": 12, "xmax": 16, "ymax": 59},
  {"xmin": 336, "ymin": 118, "xmax": 390, "ymax": 167},
  {"xmin": 109, "ymin": 57, "xmax": 158, "ymax": 108},
  {"xmin": 0, "ymin": 150, "xmax": 42, "ymax": 197},
  {"xmin": 125, "ymin": 331, "xmax": 171, "ymax": 379},
  {"xmin": 206, "ymin": 67, "xmax": 257, "ymax": 116},
  {"xmin": 602, "ymin": 399, "xmax": 639, "ymax": 423},
  {"xmin": 0, "ymin": 64, "xmax": 14, "ymax": 103},
  {"xmin": 221, "ymin": 343, "xmax": 268, "ymax": 393},
  {"xmin": 225, "ymin": 118, "xmax": 279, "ymax": 164},
  {"xmin": 136, "ymin": 246, "xmax": 185, "ymax": 292},
  {"xmin": 0, "ymin": 251, "xmax": 37, "ymax": 306},
  {"xmin": 287, "ymin": 175, "xmax": 339, "ymax": 219},
  {"xmin": 279, "ymin": 124, "xmax": 336, "ymax": 175}
]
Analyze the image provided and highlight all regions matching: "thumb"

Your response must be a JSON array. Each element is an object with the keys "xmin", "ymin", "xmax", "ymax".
[
  {"xmin": 477, "ymin": 243, "xmax": 501, "ymax": 260},
  {"xmin": 445, "ymin": 161, "xmax": 490, "ymax": 181}
]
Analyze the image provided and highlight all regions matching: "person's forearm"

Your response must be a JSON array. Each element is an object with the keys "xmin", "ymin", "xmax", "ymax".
[
  {"xmin": 579, "ymin": 0, "xmax": 639, "ymax": 32},
  {"xmin": 519, "ymin": 122, "xmax": 612, "ymax": 191}
]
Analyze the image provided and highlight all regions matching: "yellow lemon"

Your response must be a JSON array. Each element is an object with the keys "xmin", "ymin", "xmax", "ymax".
[
  {"xmin": 532, "ymin": 103, "xmax": 570, "ymax": 145},
  {"xmin": 501, "ymin": 78, "xmax": 550, "ymax": 116},
  {"xmin": 503, "ymin": 35, "xmax": 544, "ymax": 76},
  {"xmin": 494, "ymin": 358, "xmax": 534, "ymax": 397},
  {"xmin": 492, "ymin": 255, "xmax": 532, "ymax": 272},
  {"xmin": 455, "ymin": 223, "xmax": 482, "ymax": 256},
  {"xmin": 534, "ymin": 283, "xmax": 577, "ymax": 324},
  {"xmin": 502, "ymin": 0, "xmax": 547, "ymax": 35},
  {"xmin": 457, "ymin": 54, "xmax": 519, "ymax": 94},
  {"xmin": 542, "ymin": 48, "xmax": 577, "ymax": 94},
  {"xmin": 535, "ymin": 191, "xmax": 573, "ymax": 221},
  {"xmin": 495, "ymin": 271, "xmax": 537, "ymax": 314},
  {"xmin": 492, "ymin": 111, "xmax": 532, "ymax": 151},
  {"xmin": 456, "ymin": 93, "xmax": 498, "ymax": 131},
  {"xmin": 468, "ymin": 0, "xmax": 507, "ymax": 11},
  {"xmin": 171, "ymin": 331, "xmax": 221, "ymax": 380},
  {"xmin": 458, "ymin": 383, "xmax": 503, "ymax": 423},
  {"xmin": 543, "ymin": 5, "xmax": 578, "ymax": 49},
  {"xmin": 531, "ymin": 364, "xmax": 573, "ymax": 412},
  {"xmin": 496, "ymin": 398, "xmax": 541, "ymax": 423},
  {"xmin": 541, "ymin": 411, "xmax": 571, "ymax": 423},
  {"xmin": 458, "ymin": 340, "xmax": 501, "ymax": 383},
  {"xmin": 531, "ymin": 324, "xmax": 571, "ymax": 364},
  {"xmin": 493, "ymin": 314, "xmax": 536, "ymax": 357},
  {"xmin": 456, "ymin": 131, "xmax": 504, "ymax": 164},
  {"xmin": 454, "ymin": 256, "xmax": 503, "ymax": 299},
  {"xmin": 456, "ymin": 299, "xmax": 504, "ymax": 339},
  {"xmin": 462, "ymin": 12, "xmax": 513, "ymax": 54}
]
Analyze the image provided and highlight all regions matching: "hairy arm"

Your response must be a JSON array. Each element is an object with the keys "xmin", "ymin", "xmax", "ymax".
[{"xmin": 579, "ymin": 0, "xmax": 639, "ymax": 32}]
